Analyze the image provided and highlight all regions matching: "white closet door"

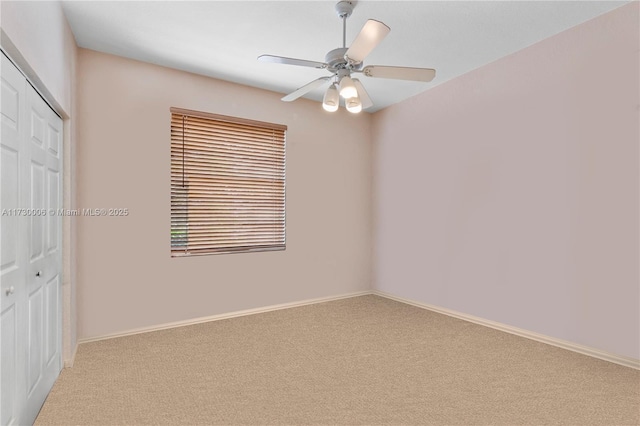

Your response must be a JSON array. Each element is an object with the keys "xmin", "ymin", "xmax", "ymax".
[
  {"xmin": 1, "ymin": 53, "xmax": 63, "ymax": 426},
  {"xmin": 23, "ymin": 66, "xmax": 63, "ymax": 426},
  {"xmin": 1, "ymin": 51, "xmax": 28, "ymax": 426}
]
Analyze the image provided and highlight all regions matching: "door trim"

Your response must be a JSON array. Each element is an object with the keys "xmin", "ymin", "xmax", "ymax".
[{"xmin": 0, "ymin": 51, "xmax": 61, "ymax": 120}]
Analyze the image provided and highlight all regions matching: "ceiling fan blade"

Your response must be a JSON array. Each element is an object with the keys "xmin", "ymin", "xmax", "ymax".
[
  {"xmin": 345, "ymin": 20, "xmax": 390, "ymax": 64},
  {"xmin": 352, "ymin": 79, "xmax": 373, "ymax": 110},
  {"xmin": 363, "ymin": 65, "xmax": 436, "ymax": 82},
  {"xmin": 258, "ymin": 54, "xmax": 327, "ymax": 69},
  {"xmin": 281, "ymin": 77, "xmax": 331, "ymax": 102}
]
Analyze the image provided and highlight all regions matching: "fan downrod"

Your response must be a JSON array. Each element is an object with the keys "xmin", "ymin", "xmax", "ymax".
[{"xmin": 327, "ymin": 1, "xmax": 362, "ymax": 73}]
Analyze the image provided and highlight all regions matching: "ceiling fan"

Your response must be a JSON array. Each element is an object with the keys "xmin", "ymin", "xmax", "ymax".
[{"xmin": 258, "ymin": 1, "xmax": 436, "ymax": 113}]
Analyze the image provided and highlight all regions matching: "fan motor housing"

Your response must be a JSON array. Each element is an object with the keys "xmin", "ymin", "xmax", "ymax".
[{"xmin": 325, "ymin": 47, "xmax": 363, "ymax": 72}]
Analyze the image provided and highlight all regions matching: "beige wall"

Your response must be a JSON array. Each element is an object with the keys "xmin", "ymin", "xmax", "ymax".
[
  {"xmin": 372, "ymin": 3, "xmax": 639, "ymax": 359},
  {"xmin": 1, "ymin": 0, "xmax": 78, "ymax": 364},
  {"xmin": 76, "ymin": 49, "xmax": 372, "ymax": 340}
]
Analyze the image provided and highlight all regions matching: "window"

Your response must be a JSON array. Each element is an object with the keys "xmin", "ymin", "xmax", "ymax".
[{"xmin": 170, "ymin": 108, "xmax": 286, "ymax": 256}]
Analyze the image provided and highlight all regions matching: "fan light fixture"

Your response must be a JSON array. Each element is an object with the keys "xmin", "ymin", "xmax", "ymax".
[
  {"xmin": 346, "ymin": 96, "xmax": 362, "ymax": 113},
  {"xmin": 339, "ymin": 76, "xmax": 358, "ymax": 99},
  {"xmin": 322, "ymin": 83, "xmax": 340, "ymax": 112}
]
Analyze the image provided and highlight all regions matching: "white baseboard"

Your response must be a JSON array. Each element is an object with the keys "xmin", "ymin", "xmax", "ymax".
[
  {"xmin": 64, "ymin": 343, "xmax": 78, "ymax": 368},
  {"xmin": 78, "ymin": 291, "xmax": 371, "ymax": 345},
  {"xmin": 77, "ymin": 289, "xmax": 639, "ymax": 371},
  {"xmin": 373, "ymin": 290, "xmax": 640, "ymax": 370}
]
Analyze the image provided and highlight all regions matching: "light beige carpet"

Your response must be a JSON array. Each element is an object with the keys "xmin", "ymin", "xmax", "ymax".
[{"xmin": 36, "ymin": 295, "xmax": 639, "ymax": 425}]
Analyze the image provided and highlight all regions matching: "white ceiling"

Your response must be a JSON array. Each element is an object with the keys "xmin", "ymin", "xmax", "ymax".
[{"xmin": 61, "ymin": 1, "xmax": 628, "ymax": 112}]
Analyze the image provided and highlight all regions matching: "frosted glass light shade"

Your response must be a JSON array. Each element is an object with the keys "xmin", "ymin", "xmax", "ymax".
[
  {"xmin": 339, "ymin": 76, "xmax": 358, "ymax": 99},
  {"xmin": 346, "ymin": 96, "xmax": 362, "ymax": 113},
  {"xmin": 322, "ymin": 83, "xmax": 339, "ymax": 112}
]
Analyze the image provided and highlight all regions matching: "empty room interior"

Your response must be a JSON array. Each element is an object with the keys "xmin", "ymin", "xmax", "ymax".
[{"xmin": 1, "ymin": 1, "xmax": 639, "ymax": 425}]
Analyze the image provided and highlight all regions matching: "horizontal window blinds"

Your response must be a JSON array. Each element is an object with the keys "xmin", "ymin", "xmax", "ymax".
[{"xmin": 170, "ymin": 107, "xmax": 286, "ymax": 256}]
